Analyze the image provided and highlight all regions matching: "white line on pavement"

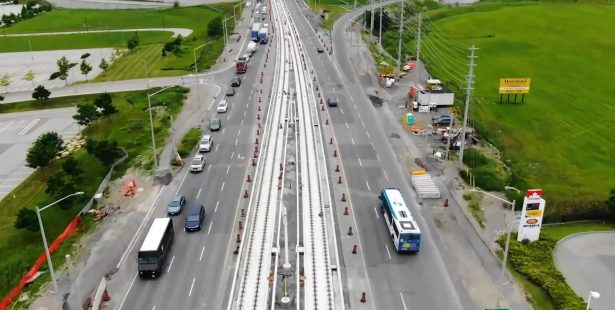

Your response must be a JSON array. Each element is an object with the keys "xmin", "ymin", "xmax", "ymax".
[
  {"xmin": 167, "ymin": 256, "xmax": 175, "ymax": 272},
  {"xmin": 18, "ymin": 118, "xmax": 40, "ymax": 135},
  {"xmin": 227, "ymin": 114, "xmax": 231, "ymax": 120},
  {"xmin": 0, "ymin": 121, "xmax": 14, "ymax": 132},
  {"xmin": 365, "ymin": 180, "xmax": 371, "ymax": 192},
  {"xmin": 238, "ymin": 129, "xmax": 241, "ymax": 136},
  {"xmin": 215, "ymin": 201, "xmax": 219, "ymax": 212},
  {"xmin": 235, "ymin": 139, "xmax": 238, "ymax": 146},
  {"xmin": 374, "ymin": 207, "xmax": 379, "ymax": 219},
  {"xmin": 241, "ymin": 119, "xmax": 244, "ymax": 126},
  {"xmin": 400, "ymin": 292, "xmax": 408, "ymax": 310},
  {"xmin": 222, "ymin": 128, "xmax": 226, "ymax": 135},
  {"xmin": 215, "ymin": 144, "xmax": 220, "ymax": 151},
  {"xmin": 117, "ymin": 273, "xmax": 138, "ymax": 310},
  {"xmin": 340, "ymin": 108, "xmax": 344, "ymax": 115},
  {"xmin": 351, "ymin": 138, "xmax": 355, "ymax": 145},
  {"xmin": 200, "ymin": 246, "xmax": 206, "ymax": 262},
  {"xmin": 152, "ymin": 306, "xmax": 156, "ymax": 310},
  {"xmin": 358, "ymin": 158, "xmax": 362, "ymax": 167},
  {"xmin": 221, "ymin": 182, "xmax": 225, "ymax": 192},
  {"xmin": 361, "ymin": 120, "xmax": 366, "ymax": 127},
  {"xmin": 371, "ymin": 142, "xmax": 375, "ymax": 149},
  {"xmin": 376, "ymin": 154, "xmax": 381, "ymax": 163},
  {"xmin": 366, "ymin": 131, "xmax": 370, "ymax": 139},
  {"xmin": 188, "ymin": 277, "xmax": 196, "ymax": 296},
  {"xmin": 385, "ymin": 244, "xmax": 392, "ymax": 260},
  {"xmin": 207, "ymin": 222, "xmax": 213, "ymax": 235},
  {"xmin": 243, "ymin": 110, "xmax": 247, "ymax": 117},
  {"xmin": 354, "ymin": 104, "xmax": 358, "ymax": 111},
  {"xmin": 227, "ymin": 164, "xmax": 231, "ymax": 174},
  {"xmin": 383, "ymin": 170, "xmax": 389, "ymax": 182},
  {"xmin": 345, "ymin": 123, "xmax": 349, "ymax": 129},
  {"xmin": 207, "ymin": 165, "xmax": 211, "ymax": 172},
  {"xmin": 196, "ymin": 188, "xmax": 202, "ymax": 199},
  {"xmin": 231, "ymin": 151, "xmax": 235, "ymax": 159}
]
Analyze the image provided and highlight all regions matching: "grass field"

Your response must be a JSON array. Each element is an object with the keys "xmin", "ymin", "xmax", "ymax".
[
  {"xmin": 309, "ymin": 0, "xmax": 369, "ymax": 29},
  {"xmin": 0, "ymin": 88, "xmax": 188, "ymax": 300},
  {"xmin": 414, "ymin": 3, "xmax": 615, "ymax": 202},
  {"xmin": 543, "ymin": 221, "xmax": 615, "ymax": 241},
  {"xmin": 0, "ymin": 4, "xmax": 236, "ymax": 79}
]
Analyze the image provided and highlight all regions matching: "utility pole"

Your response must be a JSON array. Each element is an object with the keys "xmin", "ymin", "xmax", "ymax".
[
  {"xmin": 223, "ymin": 19, "xmax": 227, "ymax": 46},
  {"xmin": 378, "ymin": 0, "xmax": 383, "ymax": 49},
  {"xmin": 370, "ymin": 0, "xmax": 375, "ymax": 41},
  {"xmin": 415, "ymin": 12, "xmax": 422, "ymax": 85},
  {"xmin": 396, "ymin": 0, "xmax": 404, "ymax": 79},
  {"xmin": 458, "ymin": 45, "xmax": 478, "ymax": 168}
]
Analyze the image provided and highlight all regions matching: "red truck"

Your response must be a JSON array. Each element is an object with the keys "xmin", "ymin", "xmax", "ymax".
[{"xmin": 236, "ymin": 56, "xmax": 248, "ymax": 73}]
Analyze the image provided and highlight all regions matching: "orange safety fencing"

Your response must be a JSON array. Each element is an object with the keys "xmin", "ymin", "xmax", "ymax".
[{"xmin": 0, "ymin": 216, "xmax": 81, "ymax": 310}]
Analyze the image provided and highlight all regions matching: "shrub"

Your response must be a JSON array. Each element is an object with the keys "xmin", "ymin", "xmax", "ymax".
[
  {"xmin": 177, "ymin": 128, "xmax": 202, "ymax": 157},
  {"xmin": 497, "ymin": 234, "xmax": 586, "ymax": 309},
  {"xmin": 49, "ymin": 72, "xmax": 60, "ymax": 80}
]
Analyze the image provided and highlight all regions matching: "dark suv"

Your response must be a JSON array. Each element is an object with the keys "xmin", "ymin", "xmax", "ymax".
[
  {"xmin": 327, "ymin": 97, "xmax": 338, "ymax": 107},
  {"xmin": 185, "ymin": 204, "xmax": 205, "ymax": 232},
  {"xmin": 231, "ymin": 77, "xmax": 241, "ymax": 87},
  {"xmin": 210, "ymin": 116, "xmax": 222, "ymax": 131}
]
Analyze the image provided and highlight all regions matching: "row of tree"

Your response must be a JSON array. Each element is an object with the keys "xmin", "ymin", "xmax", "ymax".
[
  {"xmin": 15, "ymin": 92, "xmax": 124, "ymax": 231},
  {"xmin": 0, "ymin": 0, "xmax": 52, "ymax": 27}
]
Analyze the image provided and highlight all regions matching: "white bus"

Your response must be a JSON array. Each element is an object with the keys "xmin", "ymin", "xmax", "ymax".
[{"xmin": 379, "ymin": 188, "xmax": 421, "ymax": 252}]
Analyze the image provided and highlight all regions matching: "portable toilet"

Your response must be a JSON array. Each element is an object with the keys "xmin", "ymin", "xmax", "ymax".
[{"xmin": 406, "ymin": 113, "xmax": 414, "ymax": 125}]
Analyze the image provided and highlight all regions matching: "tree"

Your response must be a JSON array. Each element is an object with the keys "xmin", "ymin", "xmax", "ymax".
[
  {"xmin": 32, "ymin": 85, "xmax": 51, "ymax": 100},
  {"xmin": 25, "ymin": 131, "xmax": 64, "ymax": 170},
  {"xmin": 80, "ymin": 59, "xmax": 92, "ymax": 81},
  {"xmin": 14, "ymin": 208, "xmax": 39, "ymax": 232},
  {"xmin": 127, "ymin": 32, "xmax": 140, "ymax": 51},
  {"xmin": 62, "ymin": 156, "xmax": 83, "ymax": 180},
  {"xmin": 607, "ymin": 188, "xmax": 615, "ymax": 220},
  {"xmin": 72, "ymin": 103, "xmax": 100, "ymax": 126},
  {"xmin": 85, "ymin": 139, "xmax": 123, "ymax": 166},
  {"xmin": 207, "ymin": 16, "xmax": 223, "ymax": 38},
  {"xmin": 94, "ymin": 93, "xmax": 118, "ymax": 117},
  {"xmin": 0, "ymin": 73, "xmax": 10, "ymax": 93},
  {"xmin": 22, "ymin": 69, "xmax": 36, "ymax": 88},
  {"xmin": 45, "ymin": 171, "xmax": 78, "ymax": 209},
  {"xmin": 0, "ymin": 95, "xmax": 4, "ymax": 102},
  {"xmin": 56, "ymin": 56, "xmax": 70, "ymax": 85},
  {"xmin": 99, "ymin": 58, "xmax": 109, "ymax": 72}
]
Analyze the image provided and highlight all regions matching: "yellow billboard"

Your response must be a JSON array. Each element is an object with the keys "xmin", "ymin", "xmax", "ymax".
[{"xmin": 499, "ymin": 78, "xmax": 531, "ymax": 94}]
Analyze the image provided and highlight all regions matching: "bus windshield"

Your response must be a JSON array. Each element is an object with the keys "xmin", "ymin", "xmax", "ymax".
[{"xmin": 401, "ymin": 233, "xmax": 420, "ymax": 241}]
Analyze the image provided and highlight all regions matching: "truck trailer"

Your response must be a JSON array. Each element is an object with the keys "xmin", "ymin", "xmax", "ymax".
[
  {"xmin": 251, "ymin": 23, "xmax": 261, "ymax": 42},
  {"xmin": 138, "ymin": 218, "xmax": 174, "ymax": 278},
  {"xmin": 258, "ymin": 28, "xmax": 269, "ymax": 44},
  {"xmin": 247, "ymin": 41, "xmax": 257, "ymax": 56}
]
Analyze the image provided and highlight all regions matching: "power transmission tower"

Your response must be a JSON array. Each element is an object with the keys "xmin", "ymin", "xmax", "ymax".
[
  {"xmin": 457, "ymin": 45, "xmax": 478, "ymax": 168},
  {"xmin": 396, "ymin": 0, "xmax": 404, "ymax": 79}
]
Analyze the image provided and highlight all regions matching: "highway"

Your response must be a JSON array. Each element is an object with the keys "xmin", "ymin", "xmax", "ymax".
[
  {"xmin": 107, "ymin": 10, "xmax": 278, "ymax": 309},
  {"xmin": 282, "ymin": 0, "xmax": 475, "ymax": 309}
]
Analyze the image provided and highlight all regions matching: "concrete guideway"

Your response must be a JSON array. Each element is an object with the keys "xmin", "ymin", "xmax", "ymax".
[
  {"xmin": 555, "ymin": 232, "xmax": 615, "ymax": 310},
  {"xmin": 1, "ymin": 27, "xmax": 192, "ymax": 38}
]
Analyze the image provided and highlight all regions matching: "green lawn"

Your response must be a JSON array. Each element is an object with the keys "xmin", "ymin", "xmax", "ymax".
[
  {"xmin": 0, "ymin": 93, "xmax": 101, "ymax": 113},
  {"xmin": 0, "ymin": 4, "xmax": 236, "ymax": 78},
  {"xmin": 309, "ymin": 0, "xmax": 369, "ymax": 30},
  {"xmin": 543, "ymin": 221, "xmax": 615, "ymax": 242},
  {"xmin": 178, "ymin": 127, "xmax": 203, "ymax": 158},
  {"xmin": 417, "ymin": 3, "xmax": 615, "ymax": 203},
  {"xmin": 0, "ymin": 88, "xmax": 188, "ymax": 301}
]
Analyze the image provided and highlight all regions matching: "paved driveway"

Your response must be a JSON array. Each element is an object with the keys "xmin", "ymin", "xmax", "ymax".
[
  {"xmin": 554, "ymin": 232, "xmax": 615, "ymax": 310},
  {"xmin": 0, "ymin": 107, "xmax": 78, "ymax": 199}
]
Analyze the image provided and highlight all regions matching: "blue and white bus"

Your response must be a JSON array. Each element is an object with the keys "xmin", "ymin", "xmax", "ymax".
[{"xmin": 379, "ymin": 188, "xmax": 421, "ymax": 252}]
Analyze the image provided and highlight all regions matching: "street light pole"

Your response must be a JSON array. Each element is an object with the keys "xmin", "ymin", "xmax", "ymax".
[
  {"xmin": 36, "ymin": 192, "xmax": 85, "ymax": 307},
  {"xmin": 586, "ymin": 290, "xmax": 600, "ymax": 310},
  {"xmin": 147, "ymin": 86, "xmax": 175, "ymax": 170},
  {"xmin": 470, "ymin": 188, "xmax": 515, "ymax": 284}
]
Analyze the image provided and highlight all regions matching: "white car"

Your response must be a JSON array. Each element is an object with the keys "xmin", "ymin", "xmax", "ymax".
[
  {"xmin": 198, "ymin": 135, "xmax": 212, "ymax": 152},
  {"xmin": 190, "ymin": 154, "xmax": 205, "ymax": 172},
  {"xmin": 217, "ymin": 100, "xmax": 228, "ymax": 113},
  {"xmin": 263, "ymin": 22, "xmax": 269, "ymax": 28}
]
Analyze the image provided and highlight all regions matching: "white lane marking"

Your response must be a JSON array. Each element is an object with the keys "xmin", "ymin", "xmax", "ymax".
[
  {"xmin": 196, "ymin": 188, "xmax": 202, "ymax": 199},
  {"xmin": 152, "ymin": 306, "xmax": 156, "ymax": 310},
  {"xmin": 249, "ymin": 94, "xmax": 252, "ymax": 101},
  {"xmin": 188, "ymin": 277, "xmax": 196, "ymax": 296},
  {"xmin": 385, "ymin": 244, "xmax": 392, "ymax": 260},
  {"xmin": 0, "ymin": 121, "xmax": 14, "ymax": 132},
  {"xmin": 383, "ymin": 170, "xmax": 389, "ymax": 182},
  {"xmin": 222, "ymin": 128, "xmax": 226, "ymax": 135},
  {"xmin": 365, "ymin": 181, "xmax": 371, "ymax": 192},
  {"xmin": 118, "ymin": 273, "xmax": 138, "ymax": 310},
  {"xmin": 357, "ymin": 111, "xmax": 361, "ymax": 118},
  {"xmin": 376, "ymin": 154, "xmax": 381, "ymax": 163},
  {"xmin": 231, "ymin": 151, "xmax": 235, "ymax": 159},
  {"xmin": 340, "ymin": 108, "xmax": 344, "ymax": 115},
  {"xmin": 221, "ymin": 182, "xmax": 225, "ymax": 191},
  {"xmin": 238, "ymin": 129, "xmax": 241, "ymax": 136},
  {"xmin": 345, "ymin": 123, "xmax": 349, "ymax": 129},
  {"xmin": 215, "ymin": 144, "xmax": 220, "ymax": 151},
  {"xmin": 207, "ymin": 165, "xmax": 211, "ymax": 172},
  {"xmin": 235, "ymin": 139, "xmax": 238, "ymax": 146},
  {"xmin": 227, "ymin": 114, "xmax": 230, "ymax": 120},
  {"xmin": 207, "ymin": 222, "xmax": 213, "ymax": 235},
  {"xmin": 199, "ymin": 246, "xmax": 206, "ymax": 262},
  {"xmin": 241, "ymin": 119, "xmax": 244, "ymax": 126},
  {"xmin": 167, "ymin": 256, "xmax": 175, "ymax": 272},
  {"xmin": 400, "ymin": 292, "xmax": 408, "ymax": 310},
  {"xmin": 243, "ymin": 110, "xmax": 247, "ymax": 117},
  {"xmin": 215, "ymin": 201, "xmax": 219, "ymax": 212},
  {"xmin": 374, "ymin": 207, "xmax": 379, "ymax": 219},
  {"xmin": 354, "ymin": 104, "xmax": 358, "ymax": 111},
  {"xmin": 361, "ymin": 120, "xmax": 366, "ymax": 127},
  {"xmin": 371, "ymin": 142, "xmax": 375, "ymax": 149},
  {"xmin": 366, "ymin": 131, "xmax": 370, "ymax": 138},
  {"xmin": 227, "ymin": 164, "xmax": 231, "ymax": 174},
  {"xmin": 18, "ymin": 118, "xmax": 40, "ymax": 135}
]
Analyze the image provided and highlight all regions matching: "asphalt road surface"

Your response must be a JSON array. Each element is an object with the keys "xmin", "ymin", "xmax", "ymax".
[
  {"xmin": 0, "ymin": 108, "xmax": 79, "ymax": 199},
  {"xmin": 555, "ymin": 232, "xmax": 615, "ymax": 310}
]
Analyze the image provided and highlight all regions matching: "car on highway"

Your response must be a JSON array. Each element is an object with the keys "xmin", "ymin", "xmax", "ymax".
[
  {"xmin": 317, "ymin": 46, "xmax": 324, "ymax": 53},
  {"xmin": 231, "ymin": 77, "xmax": 241, "ymax": 87},
  {"xmin": 432, "ymin": 114, "xmax": 455, "ymax": 126},
  {"xmin": 210, "ymin": 116, "xmax": 222, "ymax": 131},
  {"xmin": 167, "ymin": 195, "xmax": 186, "ymax": 215},
  {"xmin": 263, "ymin": 22, "xmax": 269, "ymax": 28},
  {"xmin": 190, "ymin": 154, "xmax": 205, "ymax": 172},
  {"xmin": 217, "ymin": 100, "xmax": 229, "ymax": 113},
  {"xmin": 326, "ymin": 97, "xmax": 338, "ymax": 107},
  {"xmin": 226, "ymin": 87, "xmax": 235, "ymax": 97},
  {"xmin": 198, "ymin": 134, "xmax": 212, "ymax": 152},
  {"xmin": 184, "ymin": 204, "xmax": 205, "ymax": 232}
]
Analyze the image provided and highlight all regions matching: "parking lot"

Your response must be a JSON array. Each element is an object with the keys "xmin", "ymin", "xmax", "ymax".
[{"xmin": 0, "ymin": 107, "xmax": 78, "ymax": 198}]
